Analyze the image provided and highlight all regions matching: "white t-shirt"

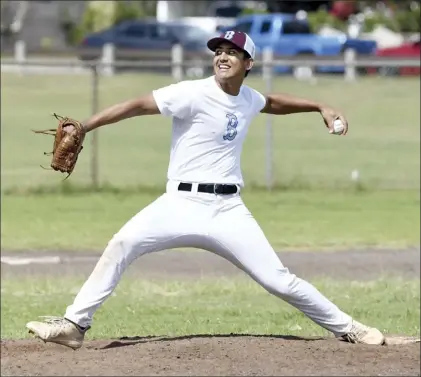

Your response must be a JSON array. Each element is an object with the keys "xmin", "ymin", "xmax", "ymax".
[{"xmin": 152, "ymin": 76, "xmax": 266, "ymax": 187}]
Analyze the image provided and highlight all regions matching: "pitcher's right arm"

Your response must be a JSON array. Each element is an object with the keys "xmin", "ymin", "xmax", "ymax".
[{"xmin": 82, "ymin": 93, "xmax": 160, "ymax": 133}]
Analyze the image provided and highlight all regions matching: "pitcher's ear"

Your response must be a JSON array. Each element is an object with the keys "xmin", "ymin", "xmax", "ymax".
[{"xmin": 244, "ymin": 58, "xmax": 253, "ymax": 71}]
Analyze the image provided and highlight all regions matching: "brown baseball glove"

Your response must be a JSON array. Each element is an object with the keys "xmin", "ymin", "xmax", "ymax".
[{"xmin": 33, "ymin": 113, "xmax": 86, "ymax": 179}]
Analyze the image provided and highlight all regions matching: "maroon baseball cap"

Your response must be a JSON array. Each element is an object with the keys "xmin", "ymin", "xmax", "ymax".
[{"xmin": 207, "ymin": 31, "xmax": 256, "ymax": 59}]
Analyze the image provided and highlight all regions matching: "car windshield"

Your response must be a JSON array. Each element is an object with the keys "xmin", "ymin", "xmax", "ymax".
[{"xmin": 282, "ymin": 21, "xmax": 311, "ymax": 35}]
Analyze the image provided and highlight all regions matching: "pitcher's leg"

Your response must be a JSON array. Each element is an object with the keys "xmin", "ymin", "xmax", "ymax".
[
  {"xmin": 26, "ymin": 191, "xmax": 213, "ymax": 349},
  {"xmin": 26, "ymin": 196, "xmax": 173, "ymax": 349},
  {"xmin": 64, "ymin": 193, "xmax": 196, "ymax": 328},
  {"xmin": 209, "ymin": 201, "xmax": 352, "ymax": 337}
]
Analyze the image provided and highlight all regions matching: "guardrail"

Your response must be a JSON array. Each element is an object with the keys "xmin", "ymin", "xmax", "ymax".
[
  {"xmin": 2, "ymin": 40, "xmax": 420, "ymax": 82},
  {"xmin": 2, "ymin": 55, "xmax": 420, "ymax": 67}
]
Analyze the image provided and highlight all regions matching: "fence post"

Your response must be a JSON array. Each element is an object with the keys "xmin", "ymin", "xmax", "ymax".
[
  {"xmin": 345, "ymin": 17, "xmax": 361, "ymax": 82},
  {"xmin": 101, "ymin": 43, "xmax": 115, "ymax": 77},
  {"xmin": 344, "ymin": 48, "xmax": 356, "ymax": 82},
  {"xmin": 90, "ymin": 65, "xmax": 100, "ymax": 188},
  {"xmin": 14, "ymin": 40, "xmax": 26, "ymax": 75},
  {"xmin": 262, "ymin": 46, "xmax": 274, "ymax": 190},
  {"xmin": 171, "ymin": 44, "xmax": 183, "ymax": 82}
]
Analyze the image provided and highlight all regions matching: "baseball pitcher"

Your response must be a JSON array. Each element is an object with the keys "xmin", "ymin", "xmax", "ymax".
[{"xmin": 27, "ymin": 31, "xmax": 385, "ymax": 349}]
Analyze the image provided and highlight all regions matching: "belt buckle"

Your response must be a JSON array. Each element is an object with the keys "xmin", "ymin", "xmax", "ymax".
[{"xmin": 213, "ymin": 184, "xmax": 222, "ymax": 195}]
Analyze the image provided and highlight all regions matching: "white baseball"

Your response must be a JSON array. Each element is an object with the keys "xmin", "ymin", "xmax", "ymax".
[{"xmin": 332, "ymin": 119, "xmax": 345, "ymax": 135}]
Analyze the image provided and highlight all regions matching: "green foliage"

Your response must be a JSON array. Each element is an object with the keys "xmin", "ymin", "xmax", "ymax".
[
  {"xmin": 361, "ymin": 11, "xmax": 401, "ymax": 33},
  {"xmin": 60, "ymin": 1, "xmax": 156, "ymax": 46},
  {"xmin": 240, "ymin": 7, "xmax": 268, "ymax": 16},
  {"xmin": 112, "ymin": 1, "xmax": 144, "ymax": 26},
  {"xmin": 362, "ymin": 6, "xmax": 420, "ymax": 33},
  {"xmin": 58, "ymin": 5, "xmax": 82, "ymax": 46},
  {"xmin": 283, "ymin": 6, "xmax": 421, "ymax": 34},
  {"xmin": 307, "ymin": 9, "xmax": 347, "ymax": 32},
  {"xmin": 394, "ymin": 6, "xmax": 421, "ymax": 33},
  {"xmin": 59, "ymin": 1, "xmax": 110, "ymax": 46}
]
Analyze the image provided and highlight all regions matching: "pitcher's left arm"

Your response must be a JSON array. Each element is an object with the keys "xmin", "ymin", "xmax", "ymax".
[{"xmin": 261, "ymin": 93, "xmax": 348, "ymax": 135}]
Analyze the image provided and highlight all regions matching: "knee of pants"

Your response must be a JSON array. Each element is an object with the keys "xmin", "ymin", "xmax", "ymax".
[
  {"xmin": 255, "ymin": 268, "xmax": 298, "ymax": 298},
  {"xmin": 102, "ymin": 234, "xmax": 141, "ymax": 267}
]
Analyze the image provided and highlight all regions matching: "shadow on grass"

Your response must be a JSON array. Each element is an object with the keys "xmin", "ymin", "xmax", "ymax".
[{"xmin": 99, "ymin": 333, "xmax": 327, "ymax": 350}]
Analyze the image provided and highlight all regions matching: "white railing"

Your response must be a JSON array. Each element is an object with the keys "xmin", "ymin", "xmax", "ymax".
[{"xmin": 2, "ymin": 40, "xmax": 420, "ymax": 82}]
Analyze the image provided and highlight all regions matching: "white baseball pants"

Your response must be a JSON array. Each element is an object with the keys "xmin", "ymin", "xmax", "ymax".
[{"xmin": 64, "ymin": 180, "xmax": 353, "ymax": 336}]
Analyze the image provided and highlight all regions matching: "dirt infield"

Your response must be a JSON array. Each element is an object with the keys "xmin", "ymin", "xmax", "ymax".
[
  {"xmin": 1, "ymin": 336, "xmax": 420, "ymax": 376},
  {"xmin": 1, "ymin": 248, "xmax": 420, "ymax": 376}
]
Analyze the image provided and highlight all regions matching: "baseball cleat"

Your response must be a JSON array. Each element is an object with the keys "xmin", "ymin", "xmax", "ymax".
[
  {"xmin": 26, "ymin": 316, "xmax": 88, "ymax": 350},
  {"xmin": 341, "ymin": 320, "xmax": 386, "ymax": 345}
]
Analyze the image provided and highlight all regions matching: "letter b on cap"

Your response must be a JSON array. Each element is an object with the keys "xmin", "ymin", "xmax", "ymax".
[{"xmin": 224, "ymin": 31, "xmax": 235, "ymax": 40}]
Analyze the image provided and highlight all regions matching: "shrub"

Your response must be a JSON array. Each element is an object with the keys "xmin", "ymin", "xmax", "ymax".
[
  {"xmin": 307, "ymin": 9, "xmax": 348, "ymax": 32},
  {"xmin": 60, "ymin": 1, "xmax": 151, "ymax": 46}
]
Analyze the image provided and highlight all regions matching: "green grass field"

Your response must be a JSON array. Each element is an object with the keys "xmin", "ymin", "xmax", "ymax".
[
  {"xmin": 1, "ymin": 190, "xmax": 419, "ymax": 251},
  {"xmin": 1, "ymin": 73, "xmax": 419, "ymax": 343},
  {"xmin": 1, "ymin": 73, "xmax": 419, "ymax": 251},
  {"xmin": 1, "ymin": 276, "xmax": 419, "ymax": 340}
]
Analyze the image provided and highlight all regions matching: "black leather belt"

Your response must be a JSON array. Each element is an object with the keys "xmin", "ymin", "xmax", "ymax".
[{"xmin": 178, "ymin": 182, "xmax": 239, "ymax": 195}]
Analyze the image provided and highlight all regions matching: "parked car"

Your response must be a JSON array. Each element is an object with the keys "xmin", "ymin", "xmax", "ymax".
[
  {"xmin": 78, "ymin": 19, "xmax": 214, "ymax": 75},
  {"xmin": 220, "ymin": 13, "xmax": 377, "ymax": 74},
  {"xmin": 370, "ymin": 39, "xmax": 420, "ymax": 76}
]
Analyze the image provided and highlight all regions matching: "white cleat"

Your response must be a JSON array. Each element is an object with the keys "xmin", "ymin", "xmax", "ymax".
[
  {"xmin": 341, "ymin": 320, "xmax": 386, "ymax": 345},
  {"xmin": 26, "ymin": 316, "xmax": 87, "ymax": 350}
]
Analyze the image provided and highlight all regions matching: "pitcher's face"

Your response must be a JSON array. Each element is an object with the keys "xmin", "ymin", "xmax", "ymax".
[{"xmin": 213, "ymin": 42, "xmax": 253, "ymax": 80}]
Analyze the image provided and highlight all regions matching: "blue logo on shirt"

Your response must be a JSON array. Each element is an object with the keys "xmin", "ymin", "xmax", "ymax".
[{"xmin": 223, "ymin": 113, "xmax": 238, "ymax": 141}]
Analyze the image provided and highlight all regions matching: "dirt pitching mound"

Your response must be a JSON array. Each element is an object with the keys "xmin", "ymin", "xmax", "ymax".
[{"xmin": 1, "ymin": 335, "xmax": 420, "ymax": 376}]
